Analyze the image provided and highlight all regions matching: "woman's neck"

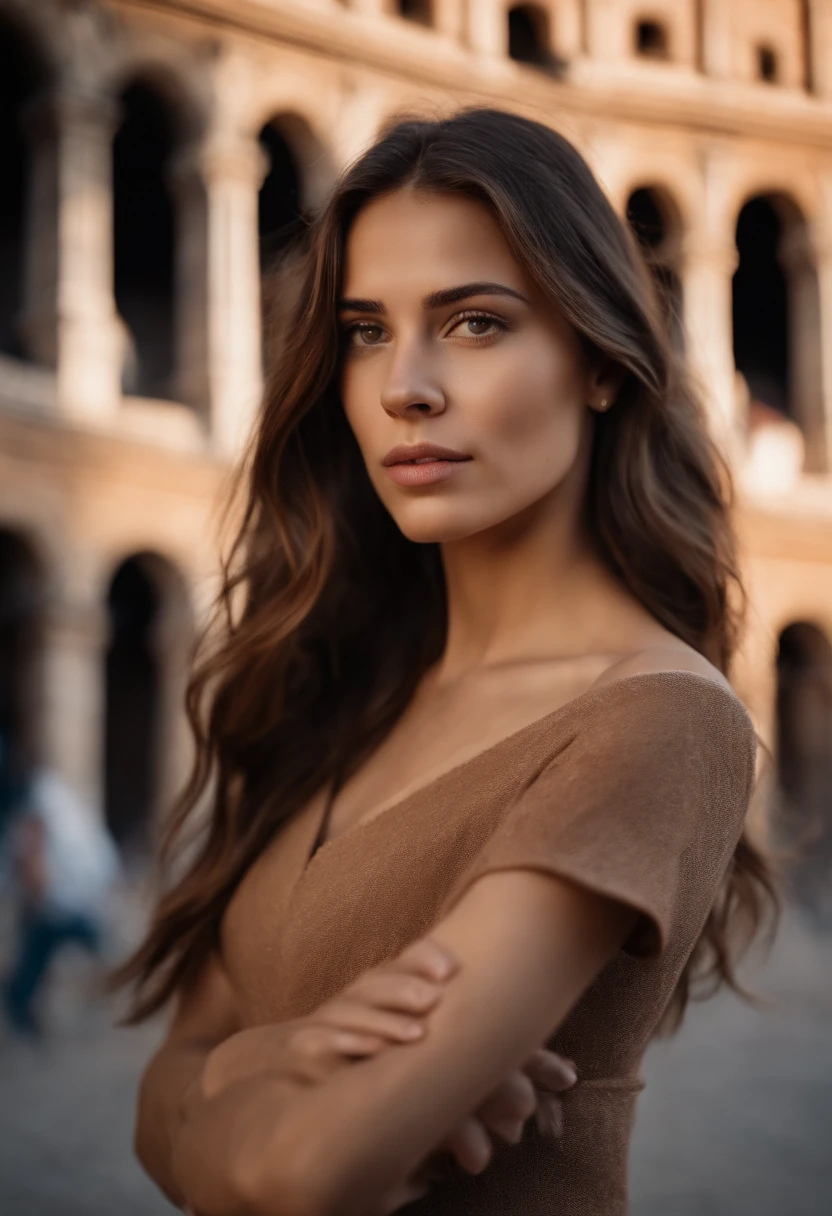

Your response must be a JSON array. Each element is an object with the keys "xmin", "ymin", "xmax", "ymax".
[{"xmin": 433, "ymin": 509, "xmax": 635, "ymax": 685}]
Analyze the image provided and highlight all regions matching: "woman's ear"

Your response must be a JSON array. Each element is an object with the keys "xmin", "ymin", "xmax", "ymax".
[{"xmin": 587, "ymin": 360, "xmax": 627, "ymax": 413}]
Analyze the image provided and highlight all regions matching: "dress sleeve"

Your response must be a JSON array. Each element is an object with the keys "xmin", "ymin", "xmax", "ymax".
[{"xmin": 439, "ymin": 672, "xmax": 758, "ymax": 959}]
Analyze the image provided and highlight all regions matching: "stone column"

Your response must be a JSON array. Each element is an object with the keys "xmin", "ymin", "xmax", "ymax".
[
  {"xmin": 433, "ymin": 0, "xmax": 465, "ymax": 41},
  {"xmin": 779, "ymin": 223, "xmax": 826, "ymax": 472},
  {"xmin": 170, "ymin": 133, "xmax": 268, "ymax": 458},
  {"xmin": 808, "ymin": 0, "xmax": 832, "ymax": 99},
  {"xmin": 40, "ymin": 595, "xmax": 108, "ymax": 818},
  {"xmin": 148, "ymin": 587, "xmax": 194, "ymax": 837},
  {"xmin": 18, "ymin": 87, "xmax": 122, "ymax": 422},
  {"xmin": 584, "ymin": 0, "xmax": 625, "ymax": 61},
  {"xmin": 464, "ymin": 0, "xmax": 506, "ymax": 58},
  {"xmin": 699, "ymin": 0, "xmax": 734, "ymax": 78},
  {"xmin": 809, "ymin": 211, "xmax": 832, "ymax": 474},
  {"xmin": 680, "ymin": 230, "xmax": 739, "ymax": 454}
]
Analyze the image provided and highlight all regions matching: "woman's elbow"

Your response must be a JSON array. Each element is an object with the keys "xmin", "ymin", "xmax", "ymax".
[{"xmin": 133, "ymin": 1058, "xmax": 188, "ymax": 1207}]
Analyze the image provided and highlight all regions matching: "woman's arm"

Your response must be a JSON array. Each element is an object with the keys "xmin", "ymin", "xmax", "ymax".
[
  {"xmin": 270, "ymin": 869, "xmax": 638, "ymax": 1216},
  {"xmin": 134, "ymin": 951, "xmax": 241, "ymax": 1206}
]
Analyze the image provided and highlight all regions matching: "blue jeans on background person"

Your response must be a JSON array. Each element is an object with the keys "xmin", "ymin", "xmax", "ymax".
[{"xmin": 2, "ymin": 907, "xmax": 101, "ymax": 1035}]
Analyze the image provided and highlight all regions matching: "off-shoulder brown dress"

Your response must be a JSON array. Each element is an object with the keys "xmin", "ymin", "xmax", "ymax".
[{"xmin": 221, "ymin": 669, "xmax": 758, "ymax": 1214}]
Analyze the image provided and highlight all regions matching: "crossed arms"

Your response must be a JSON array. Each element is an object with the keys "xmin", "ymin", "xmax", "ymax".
[{"xmin": 137, "ymin": 864, "xmax": 637, "ymax": 1215}]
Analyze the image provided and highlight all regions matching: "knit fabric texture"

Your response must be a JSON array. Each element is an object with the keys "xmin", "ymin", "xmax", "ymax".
[{"xmin": 221, "ymin": 669, "xmax": 758, "ymax": 1214}]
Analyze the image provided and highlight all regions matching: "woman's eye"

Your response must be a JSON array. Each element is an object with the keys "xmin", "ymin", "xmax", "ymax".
[
  {"xmin": 345, "ymin": 323, "xmax": 385, "ymax": 347},
  {"xmin": 451, "ymin": 314, "xmax": 505, "ymax": 339},
  {"xmin": 341, "ymin": 314, "xmax": 505, "ymax": 348}
]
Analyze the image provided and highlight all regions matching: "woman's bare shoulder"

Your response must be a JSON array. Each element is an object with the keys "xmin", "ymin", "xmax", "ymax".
[{"xmin": 590, "ymin": 640, "xmax": 733, "ymax": 697}]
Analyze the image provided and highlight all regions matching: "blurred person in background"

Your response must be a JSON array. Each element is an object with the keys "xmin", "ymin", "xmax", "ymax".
[
  {"xmin": 2, "ymin": 769, "xmax": 120, "ymax": 1037},
  {"xmin": 115, "ymin": 107, "xmax": 779, "ymax": 1216},
  {"xmin": 0, "ymin": 726, "xmax": 27, "ymax": 894}
]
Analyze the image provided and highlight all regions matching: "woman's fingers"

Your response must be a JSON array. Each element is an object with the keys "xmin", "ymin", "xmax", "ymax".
[
  {"xmin": 312, "ymin": 993, "xmax": 433, "ymax": 1046},
  {"xmin": 304, "ymin": 934, "xmax": 460, "ymax": 1054},
  {"xmin": 474, "ymin": 1071, "xmax": 538, "ymax": 1144},
  {"xmin": 344, "ymin": 970, "xmax": 446, "ymax": 1016},
  {"xmin": 394, "ymin": 936, "xmax": 460, "ymax": 984},
  {"xmin": 314, "ymin": 950, "xmax": 456, "ymax": 1046},
  {"xmin": 464, "ymin": 1051, "xmax": 576, "ymax": 1155},
  {"xmin": 522, "ymin": 1047, "xmax": 578, "ymax": 1093},
  {"xmin": 282, "ymin": 941, "xmax": 459, "ymax": 1083},
  {"xmin": 441, "ymin": 1115, "xmax": 494, "ymax": 1175}
]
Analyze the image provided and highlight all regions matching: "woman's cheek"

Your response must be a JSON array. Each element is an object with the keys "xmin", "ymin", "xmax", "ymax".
[{"xmin": 479, "ymin": 373, "xmax": 583, "ymax": 490}]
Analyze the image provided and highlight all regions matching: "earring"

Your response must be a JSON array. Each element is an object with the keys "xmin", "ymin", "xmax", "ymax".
[{"xmin": 597, "ymin": 398, "xmax": 609, "ymax": 411}]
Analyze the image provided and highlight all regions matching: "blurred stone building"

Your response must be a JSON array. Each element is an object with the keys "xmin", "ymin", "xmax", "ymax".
[{"xmin": 1, "ymin": 0, "xmax": 831, "ymax": 900}]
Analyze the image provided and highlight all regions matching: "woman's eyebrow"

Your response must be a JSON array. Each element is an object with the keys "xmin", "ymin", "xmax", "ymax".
[{"xmin": 337, "ymin": 281, "xmax": 530, "ymax": 314}]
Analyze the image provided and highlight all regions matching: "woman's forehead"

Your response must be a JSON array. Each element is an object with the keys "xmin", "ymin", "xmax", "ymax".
[{"xmin": 342, "ymin": 190, "xmax": 531, "ymax": 304}]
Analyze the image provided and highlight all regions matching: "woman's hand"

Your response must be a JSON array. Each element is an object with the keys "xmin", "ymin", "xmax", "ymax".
[
  {"xmin": 176, "ymin": 936, "xmax": 577, "ymax": 1213},
  {"xmin": 196, "ymin": 937, "xmax": 459, "ymax": 1105},
  {"xmin": 199, "ymin": 936, "xmax": 576, "ymax": 1162},
  {"xmin": 370, "ymin": 1044, "xmax": 577, "ymax": 1215}
]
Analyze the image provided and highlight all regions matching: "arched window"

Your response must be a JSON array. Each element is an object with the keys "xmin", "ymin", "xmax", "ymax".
[
  {"xmin": 733, "ymin": 198, "xmax": 790, "ymax": 419},
  {"xmin": 257, "ymin": 117, "xmax": 305, "ymax": 363},
  {"xmin": 397, "ymin": 0, "xmax": 433, "ymax": 26},
  {"xmin": 0, "ymin": 17, "xmax": 49, "ymax": 361},
  {"xmin": 508, "ymin": 5, "xmax": 553, "ymax": 68},
  {"xmin": 634, "ymin": 19, "xmax": 670, "ymax": 60},
  {"xmin": 776, "ymin": 621, "xmax": 832, "ymax": 924},
  {"xmin": 627, "ymin": 186, "xmax": 665, "ymax": 250},
  {"xmin": 113, "ymin": 81, "xmax": 179, "ymax": 400},
  {"xmin": 734, "ymin": 193, "xmax": 823, "ymax": 472},
  {"xmin": 104, "ymin": 557, "xmax": 160, "ymax": 853},
  {"xmin": 0, "ymin": 529, "xmax": 43, "ymax": 812},
  {"xmin": 625, "ymin": 186, "xmax": 684, "ymax": 352},
  {"xmin": 756, "ymin": 44, "xmax": 779, "ymax": 83},
  {"xmin": 258, "ymin": 122, "xmax": 303, "ymax": 277},
  {"xmin": 103, "ymin": 551, "xmax": 191, "ymax": 857}
]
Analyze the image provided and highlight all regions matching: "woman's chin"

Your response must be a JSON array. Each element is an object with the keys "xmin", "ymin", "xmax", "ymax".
[{"xmin": 393, "ymin": 509, "xmax": 495, "ymax": 546}]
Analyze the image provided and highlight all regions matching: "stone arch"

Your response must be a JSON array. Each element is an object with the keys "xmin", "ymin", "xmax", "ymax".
[
  {"xmin": 625, "ymin": 183, "xmax": 685, "ymax": 351},
  {"xmin": 775, "ymin": 620, "xmax": 832, "ymax": 926},
  {"xmin": 610, "ymin": 150, "xmax": 700, "ymax": 235},
  {"xmin": 0, "ymin": 0, "xmax": 63, "ymax": 81},
  {"xmin": 257, "ymin": 112, "xmax": 326, "ymax": 248},
  {"xmin": 0, "ymin": 7, "xmax": 54, "ymax": 362},
  {"xmin": 396, "ymin": 0, "xmax": 434, "ymax": 26},
  {"xmin": 104, "ymin": 48, "xmax": 208, "ymax": 146},
  {"xmin": 102, "ymin": 550, "xmax": 193, "ymax": 856},
  {"xmin": 633, "ymin": 14, "xmax": 670, "ymax": 60},
  {"xmin": 507, "ymin": 4, "xmax": 559, "ymax": 70},
  {"xmin": 256, "ymin": 110, "xmax": 338, "ymax": 364},
  {"xmin": 0, "ymin": 527, "xmax": 48, "ymax": 819},
  {"xmin": 728, "ymin": 168, "xmax": 820, "ymax": 230},
  {"xmin": 111, "ymin": 72, "xmax": 194, "ymax": 403},
  {"xmin": 732, "ymin": 190, "xmax": 824, "ymax": 472},
  {"xmin": 737, "ymin": 4, "xmax": 805, "ymax": 90},
  {"xmin": 250, "ymin": 106, "xmax": 337, "ymax": 212},
  {"xmin": 755, "ymin": 43, "xmax": 779, "ymax": 84}
]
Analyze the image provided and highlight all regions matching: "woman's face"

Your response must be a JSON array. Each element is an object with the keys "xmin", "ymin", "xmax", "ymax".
[{"xmin": 338, "ymin": 188, "xmax": 606, "ymax": 544}]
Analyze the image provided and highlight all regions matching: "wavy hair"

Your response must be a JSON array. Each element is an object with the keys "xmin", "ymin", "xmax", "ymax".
[{"xmin": 114, "ymin": 107, "xmax": 780, "ymax": 1031}]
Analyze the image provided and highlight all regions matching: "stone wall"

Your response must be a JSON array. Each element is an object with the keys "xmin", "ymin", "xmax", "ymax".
[{"xmin": 0, "ymin": 0, "xmax": 831, "ymax": 870}]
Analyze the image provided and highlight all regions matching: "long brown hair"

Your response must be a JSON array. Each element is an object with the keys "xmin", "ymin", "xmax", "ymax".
[{"xmin": 115, "ymin": 107, "xmax": 780, "ymax": 1030}]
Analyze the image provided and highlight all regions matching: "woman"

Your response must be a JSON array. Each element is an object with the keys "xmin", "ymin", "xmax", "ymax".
[{"xmin": 117, "ymin": 107, "xmax": 779, "ymax": 1215}]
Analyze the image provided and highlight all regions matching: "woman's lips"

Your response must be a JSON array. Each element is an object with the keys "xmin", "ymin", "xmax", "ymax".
[{"xmin": 384, "ymin": 458, "xmax": 471, "ymax": 487}]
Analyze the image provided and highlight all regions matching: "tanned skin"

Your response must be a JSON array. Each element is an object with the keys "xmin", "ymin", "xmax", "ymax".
[{"xmin": 135, "ymin": 188, "xmax": 728, "ymax": 1216}]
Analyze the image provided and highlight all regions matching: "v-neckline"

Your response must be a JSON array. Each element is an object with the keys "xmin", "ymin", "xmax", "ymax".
[{"xmin": 302, "ymin": 668, "xmax": 732, "ymax": 876}]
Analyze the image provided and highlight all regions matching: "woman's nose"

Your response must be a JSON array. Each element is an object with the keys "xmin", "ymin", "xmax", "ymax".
[{"xmin": 379, "ymin": 345, "xmax": 446, "ymax": 419}]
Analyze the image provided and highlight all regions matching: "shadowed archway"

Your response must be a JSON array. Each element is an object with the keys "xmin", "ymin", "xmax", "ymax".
[{"xmin": 775, "ymin": 620, "xmax": 832, "ymax": 925}]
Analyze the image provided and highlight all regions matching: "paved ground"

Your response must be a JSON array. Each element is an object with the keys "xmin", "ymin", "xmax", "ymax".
[
  {"xmin": 0, "ymin": 899, "xmax": 829, "ymax": 1216},
  {"xmin": 629, "ymin": 903, "xmax": 832, "ymax": 1216}
]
